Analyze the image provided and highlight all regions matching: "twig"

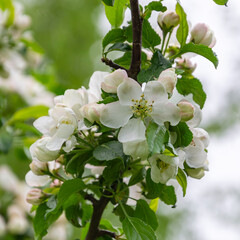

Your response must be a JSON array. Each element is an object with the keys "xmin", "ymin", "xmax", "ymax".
[
  {"xmin": 84, "ymin": 193, "xmax": 98, "ymax": 206},
  {"xmin": 128, "ymin": 0, "xmax": 143, "ymax": 80},
  {"xmin": 101, "ymin": 57, "xmax": 128, "ymax": 71}
]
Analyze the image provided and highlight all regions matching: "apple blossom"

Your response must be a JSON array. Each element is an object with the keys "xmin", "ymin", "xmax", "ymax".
[
  {"xmin": 190, "ymin": 23, "xmax": 216, "ymax": 48},
  {"xmin": 176, "ymin": 57, "xmax": 197, "ymax": 73},
  {"xmin": 177, "ymin": 100, "xmax": 195, "ymax": 122},
  {"xmin": 80, "ymin": 103, "xmax": 105, "ymax": 123},
  {"xmin": 25, "ymin": 170, "xmax": 50, "ymax": 187},
  {"xmin": 157, "ymin": 11, "xmax": 180, "ymax": 32},
  {"xmin": 157, "ymin": 68, "xmax": 177, "ymax": 94},
  {"xmin": 30, "ymin": 160, "xmax": 49, "ymax": 175},
  {"xmin": 26, "ymin": 188, "xmax": 46, "ymax": 205}
]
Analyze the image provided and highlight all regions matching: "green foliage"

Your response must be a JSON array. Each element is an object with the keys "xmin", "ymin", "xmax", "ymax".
[
  {"xmin": 0, "ymin": 128, "xmax": 13, "ymax": 154},
  {"xmin": 144, "ymin": 1, "xmax": 167, "ymax": 19},
  {"xmin": 93, "ymin": 141, "xmax": 124, "ymax": 161},
  {"xmin": 173, "ymin": 43, "xmax": 219, "ymax": 68},
  {"xmin": 138, "ymin": 50, "xmax": 171, "ymax": 83},
  {"xmin": 169, "ymin": 122, "xmax": 193, "ymax": 148},
  {"xmin": 128, "ymin": 167, "xmax": 146, "ymax": 186},
  {"xmin": 107, "ymin": 42, "xmax": 132, "ymax": 54},
  {"xmin": 176, "ymin": 76, "xmax": 207, "ymax": 109},
  {"xmin": 142, "ymin": 19, "xmax": 161, "ymax": 49},
  {"xmin": 134, "ymin": 199, "xmax": 158, "ymax": 230},
  {"xmin": 146, "ymin": 122, "xmax": 169, "ymax": 154},
  {"xmin": 213, "ymin": 0, "xmax": 228, "ymax": 5},
  {"xmin": 102, "ymin": 0, "xmax": 115, "ymax": 6},
  {"xmin": 145, "ymin": 170, "xmax": 177, "ymax": 205},
  {"xmin": 176, "ymin": 2, "xmax": 189, "ymax": 47},
  {"xmin": 8, "ymin": 105, "xmax": 49, "ymax": 125},
  {"xmin": 104, "ymin": 0, "xmax": 129, "ymax": 28},
  {"xmin": 176, "ymin": 168, "xmax": 187, "ymax": 197},
  {"xmin": 0, "ymin": 0, "xmax": 14, "ymax": 26}
]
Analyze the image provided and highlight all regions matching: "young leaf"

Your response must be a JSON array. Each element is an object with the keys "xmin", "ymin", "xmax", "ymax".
[
  {"xmin": 106, "ymin": 42, "xmax": 131, "ymax": 54},
  {"xmin": 145, "ymin": 1, "xmax": 167, "ymax": 12},
  {"xmin": 213, "ymin": 0, "xmax": 228, "ymax": 5},
  {"xmin": 123, "ymin": 217, "xmax": 157, "ymax": 240},
  {"xmin": 128, "ymin": 167, "xmax": 146, "ymax": 186},
  {"xmin": 169, "ymin": 122, "xmax": 193, "ymax": 148},
  {"xmin": 93, "ymin": 141, "xmax": 124, "ymax": 161},
  {"xmin": 146, "ymin": 122, "xmax": 169, "ymax": 154},
  {"xmin": 102, "ymin": 0, "xmax": 115, "ymax": 6},
  {"xmin": 176, "ymin": 168, "xmax": 187, "ymax": 197},
  {"xmin": 142, "ymin": 19, "xmax": 161, "ymax": 49},
  {"xmin": 176, "ymin": 76, "xmax": 207, "ymax": 109},
  {"xmin": 102, "ymin": 28, "xmax": 126, "ymax": 51},
  {"xmin": 145, "ymin": 169, "xmax": 177, "ymax": 205},
  {"xmin": 138, "ymin": 50, "xmax": 171, "ymax": 83},
  {"xmin": 176, "ymin": 2, "xmax": 189, "ymax": 46},
  {"xmin": 104, "ymin": 0, "xmax": 129, "ymax": 28},
  {"xmin": 174, "ymin": 43, "xmax": 218, "ymax": 68},
  {"xmin": 134, "ymin": 199, "xmax": 158, "ymax": 230}
]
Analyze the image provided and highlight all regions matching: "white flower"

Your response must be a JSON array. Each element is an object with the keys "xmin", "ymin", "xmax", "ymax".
[
  {"xmin": 100, "ymin": 78, "xmax": 180, "ymax": 143},
  {"xmin": 190, "ymin": 23, "xmax": 216, "ymax": 48},
  {"xmin": 80, "ymin": 103, "xmax": 105, "ymax": 123},
  {"xmin": 30, "ymin": 160, "xmax": 49, "ymax": 175},
  {"xmin": 63, "ymin": 135, "xmax": 77, "ymax": 153},
  {"xmin": 25, "ymin": 171, "xmax": 50, "ymax": 187},
  {"xmin": 101, "ymin": 69, "xmax": 128, "ymax": 93},
  {"xmin": 149, "ymin": 153, "xmax": 179, "ymax": 184},
  {"xmin": 157, "ymin": 68, "xmax": 177, "ymax": 94},
  {"xmin": 157, "ymin": 11, "xmax": 180, "ymax": 31}
]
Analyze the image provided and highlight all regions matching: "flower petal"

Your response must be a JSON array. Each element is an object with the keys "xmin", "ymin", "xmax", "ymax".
[
  {"xmin": 144, "ymin": 81, "xmax": 167, "ymax": 103},
  {"xmin": 117, "ymin": 78, "xmax": 142, "ymax": 106},
  {"xmin": 33, "ymin": 116, "xmax": 56, "ymax": 136},
  {"xmin": 100, "ymin": 101, "xmax": 132, "ymax": 128},
  {"xmin": 25, "ymin": 171, "xmax": 50, "ymax": 187},
  {"xmin": 118, "ymin": 118, "xmax": 146, "ymax": 143},
  {"xmin": 152, "ymin": 101, "xmax": 181, "ymax": 126}
]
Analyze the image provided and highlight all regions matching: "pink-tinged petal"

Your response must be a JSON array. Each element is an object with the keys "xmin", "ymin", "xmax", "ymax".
[
  {"xmin": 117, "ymin": 78, "xmax": 142, "ymax": 106},
  {"xmin": 144, "ymin": 81, "xmax": 167, "ymax": 103},
  {"xmin": 187, "ymin": 104, "xmax": 202, "ymax": 128},
  {"xmin": 100, "ymin": 101, "xmax": 132, "ymax": 128},
  {"xmin": 46, "ymin": 124, "xmax": 75, "ymax": 151},
  {"xmin": 118, "ymin": 118, "xmax": 146, "ymax": 143},
  {"xmin": 25, "ymin": 171, "xmax": 50, "ymax": 187},
  {"xmin": 33, "ymin": 116, "xmax": 56, "ymax": 136},
  {"xmin": 152, "ymin": 101, "xmax": 181, "ymax": 126}
]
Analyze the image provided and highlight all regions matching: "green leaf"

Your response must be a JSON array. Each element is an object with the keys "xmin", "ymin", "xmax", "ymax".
[
  {"xmin": 213, "ymin": 0, "xmax": 228, "ymax": 5},
  {"xmin": 113, "ymin": 204, "xmax": 134, "ymax": 222},
  {"xmin": 0, "ymin": 0, "xmax": 14, "ymax": 26},
  {"xmin": 145, "ymin": 169, "xmax": 177, "ymax": 205},
  {"xmin": 128, "ymin": 167, "xmax": 146, "ymax": 186},
  {"xmin": 176, "ymin": 76, "xmax": 207, "ymax": 109},
  {"xmin": 93, "ymin": 141, "xmax": 124, "ymax": 161},
  {"xmin": 21, "ymin": 38, "xmax": 45, "ymax": 54},
  {"xmin": 0, "ymin": 128, "xmax": 13, "ymax": 154},
  {"xmin": 134, "ymin": 199, "xmax": 158, "ymax": 230},
  {"xmin": 145, "ymin": 1, "xmax": 167, "ymax": 12},
  {"xmin": 102, "ymin": 28, "xmax": 126, "ymax": 51},
  {"xmin": 142, "ymin": 19, "xmax": 161, "ymax": 49},
  {"xmin": 174, "ymin": 43, "xmax": 218, "ymax": 68},
  {"xmin": 138, "ymin": 50, "xmax": 171, "ymax": 83},
  {"xmin": 176, "ymin": 168, "xmax": 187, "ymax": 197},
  {"xmin": 34, "ymin": 202, "xmax": 62, "ymax": 240},
  {"xmin": 169, "ymin": 122, "xmax": 193, "ymax": 148},
  {"xmin": 123, "ymin": 217, "xmax": 157, "ymax": 240},
  {"xmin": 8, "ymin": 105, "xmax": 49, "ymax": 124},
  {"xmin": 146, "ymin": 122, "xmax": 169, "ymax": 154},
  {"xmin": 104, "ymin": 0, "xmax": 129, "ymax": 28},
  {"xmin": 107, "ymin": 42, "xmax": 131, "ymax": 54},
  {"xmin": 102, "ymin": 0, "xmax": 115, "ymax": 6},
  {"xmin": 176, "ymin": 2, "xmax": 189, "ymax": 47}
]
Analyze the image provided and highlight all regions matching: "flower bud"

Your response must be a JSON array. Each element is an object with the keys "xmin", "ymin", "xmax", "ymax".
[
  {"xmin": 185, "ymin": 167, "xmax": 205, "ymax": 179},
  {"xmin": 176, "ymin": 57, "xmax": 197, "ymax": 73},
  {"xmin": 157, "ymin": 11, "xmax": 180, "ymax": 32},
  {"xmin": 26, "ymin": 188, "xmax": 46, "ymax": 205},
  {"xmin": 30, "ymin": 160, "xmax": 49, "ymax": 176},
  {"xmin": 157, "ymin": 68, "xmax": 177, "ymax": 93},
  {"xmin": 177, "ymin": 101, "xmax": 194, "ymax": 122},
  {"xmin": 80, "ymin": 103, "xmax": 104, "ymax": 123},
  {"xmin": 101, "ymin": 69, "xmax": 128, "ymax": 93},
  {"xmin": 30, "ymin": 137, "xmax": 59, "ymax": 162},
  {"xmin": 190, "ymin": 23, "xmax": 216, "ymax": 48}
]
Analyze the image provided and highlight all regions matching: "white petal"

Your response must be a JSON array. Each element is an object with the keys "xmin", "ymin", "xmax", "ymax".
[
  {"xmin": 144, "ymin": 81, "xmax": 167, "ymax": 103},
  {"xmin": 63, "ymin": 135, "xmax": 77, "ymax": 153},
  {"xmin": 25, "ymin": 171, "xmax": 50, "ymax": 187},
  {"xmin": 117, "ymin": 78, "xmax": 142, "ymax": 106},
  {"xmin": 33, "ymin": 116, "xmax": 56, "ymax": 136},
  {"xmin": 63, "ymin": 89, "xmax": 88, "ymax": 108},
  {"xmin": 123, "ymin": 140, "xmax": 149, "ymax": 160},
  {"xmin": 187, "ymin": 104, "xmax": 202, "ymax": 128},
  {"xmin": 152, "ymin": 101, "xmax": 181, "ymax": 126},
  {"xmin": 46, "ymin": 124, "xmax": 75, "ymax": 151},
  {"xmin": 118, "ymin": 118, "xmax": 146, "ymax": 143},
  {"xmin": 100, "ymin": 101, "xmax": 132, "ymax": 128}
]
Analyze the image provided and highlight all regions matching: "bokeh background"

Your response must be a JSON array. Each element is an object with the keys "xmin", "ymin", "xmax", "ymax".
[{"xmin": 0, "ymin": 0, "xmax": 240, "ymax": 239}]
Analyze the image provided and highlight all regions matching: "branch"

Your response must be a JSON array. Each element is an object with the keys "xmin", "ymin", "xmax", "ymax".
[
  {"xmin": 128, "ymin": 0, "xmax": 143, "ymax": 80},
  {"xmin": 84, "ymin": 193, "xmax": 98, "ymax": 206},
  {"xmin": 101, "ymin": 57, "xmax": 128, "ymax": 71}
]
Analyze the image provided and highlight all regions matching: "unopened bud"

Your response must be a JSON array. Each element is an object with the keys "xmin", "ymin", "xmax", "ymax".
[
  {"xmin": 80, "ymin": 103, "xmax": 104, "ymax": 123},
  {"xmin": 190, "ymin": 23, "xmax": 216, "ymax": 48},
  {"xmin": 176, "ymin": 58, "xmax": 197, "ymax": 73},
  {"xmin": 185, "ymin": 167, "xmax": 205, "ymax": 179},
  {"xmin": 26, "ymin": 188, "xmax": 46, "ymax": 205},
  {"xmin": 101, "ymin": 69, "xmax": 128, "ymax": 93},
  {"xmin": 157, "ymin": 11, "xmax": 180, "ymax": 32},
  {"xmin": 157, "ymin": 68, "xmax": 177, "ymax": 93},
  {"xmin": 30, "ymin": 160, "xmax": 48, "ymax": 176},
  {"xmin": 30, "ymin": 137, "xmax": 59, "ymax": 162},
  {"xmin": 178, "ymin": 101, "xmax": 194, "ymax": 122}
]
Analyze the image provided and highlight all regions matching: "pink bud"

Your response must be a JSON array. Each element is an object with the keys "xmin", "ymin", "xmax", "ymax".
[
  {"xmin": 177, "ymin": 101, "xmax": 194, "ymax": 122},
  {"xmin": 80, "ymin": 103, "xmax": 104, "ymax": 123},
  {"xmin": 158, "ymin": 11, "xmax": 180, "ymax": 31},
  {"xmin": 30, "ymin": 160, "xmax": 48, "ymax": 176},
  {"xmin": 176, "ymin": 58, "xmax": 197, "ymax": 73},
  {"xmin": 157, "ymin": 68, "xmax": 177, "ymax": 93},
  {"xmin": 26, "ymin": 188, "xmax": 46, "ymax": 205}
]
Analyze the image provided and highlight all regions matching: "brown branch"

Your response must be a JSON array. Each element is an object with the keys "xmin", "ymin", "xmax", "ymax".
[
  {"xmin": 128, "ymin": 0, "xmax": 143, "ymax": 80},
  {"xmin": 84, "ymin": 193, "xmax": 98, "ymax": 206},
  {"xmin": 101, "ymin": 57, "xmax": 128, "ymax": 71}
]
